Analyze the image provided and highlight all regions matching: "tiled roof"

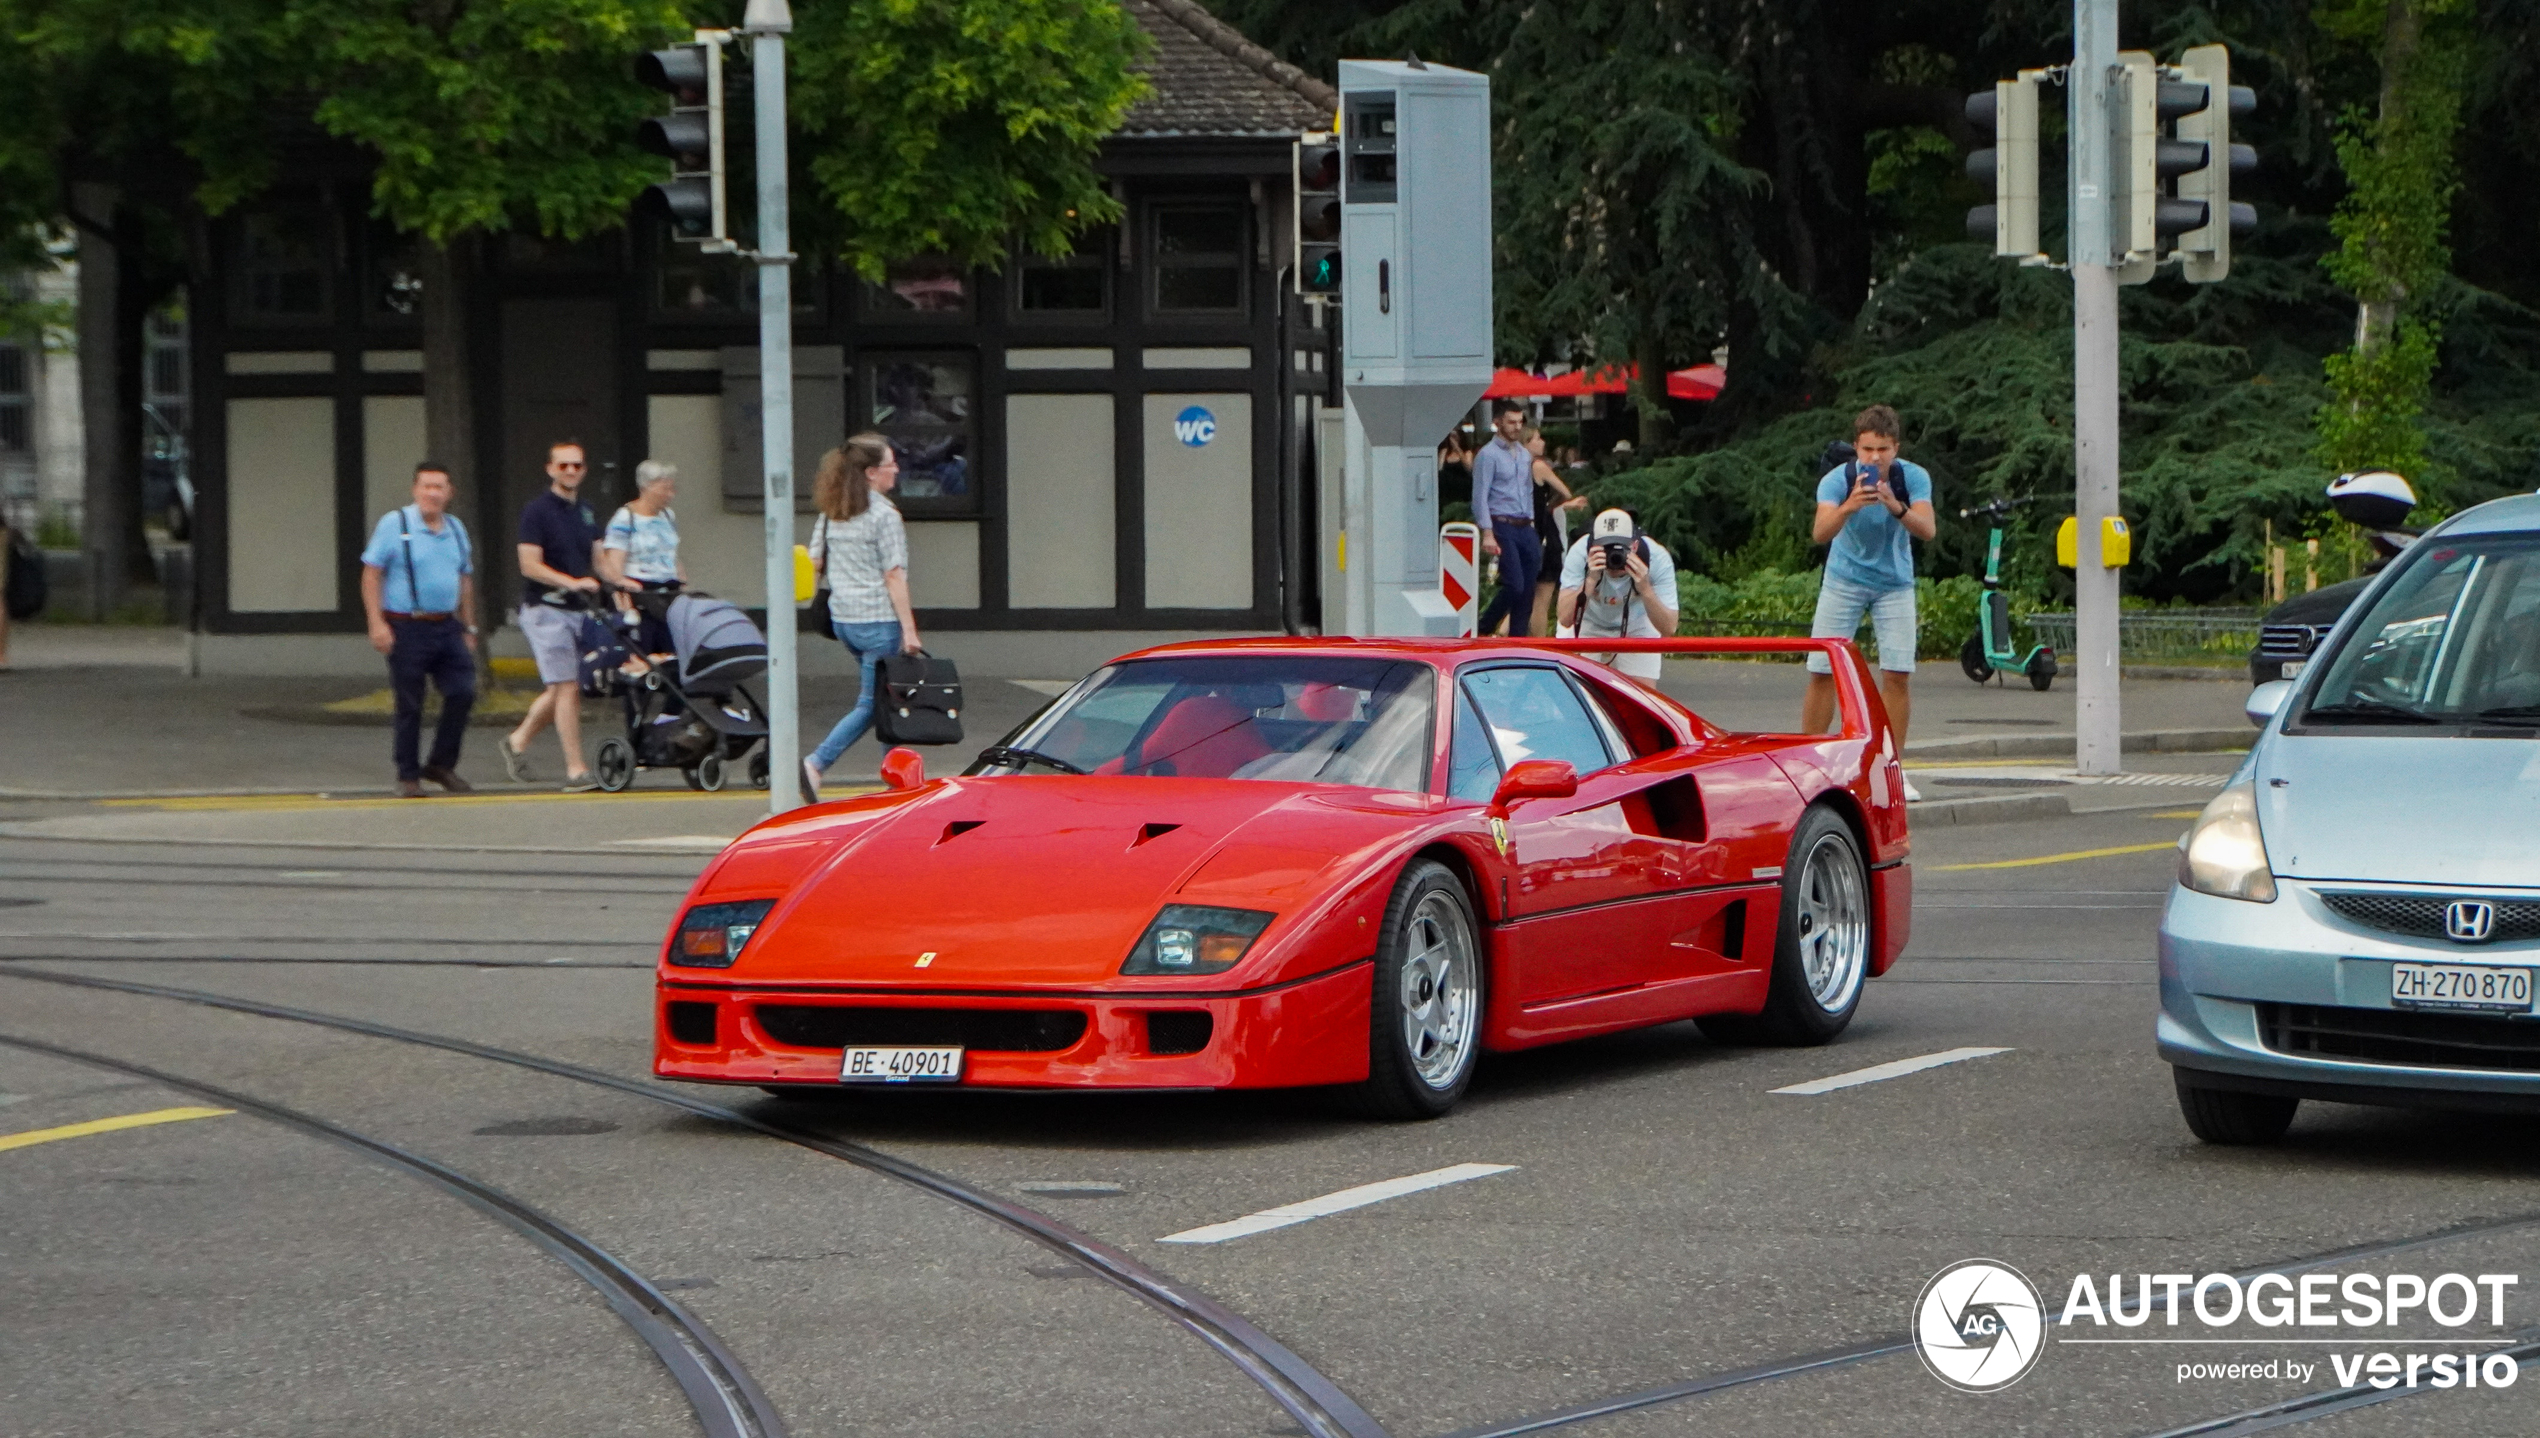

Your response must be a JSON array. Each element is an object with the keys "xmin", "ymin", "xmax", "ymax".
[{"xmin": 1119, "ymin": 0, "xmax": 1337, "ymax": 140}]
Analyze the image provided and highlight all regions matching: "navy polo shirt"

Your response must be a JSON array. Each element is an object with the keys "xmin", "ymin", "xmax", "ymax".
[{"xmin": 517, "ymin": 488, "xmax": 600, "ymax": 603}]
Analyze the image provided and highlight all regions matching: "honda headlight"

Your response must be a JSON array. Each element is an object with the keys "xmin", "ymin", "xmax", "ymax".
[
  {"xmin": 2179, "ymin": 782, "xmax": 2277, "ymax": 903},
  {"xmin": 1121, "ymin": 906, "xmax": 1274, "ymax": 976},
  {"xmin": 671, "ymin": 900, "xmax": 775, "ymax": 967}
]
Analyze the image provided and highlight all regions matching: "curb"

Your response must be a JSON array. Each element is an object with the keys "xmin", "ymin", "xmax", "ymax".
[
  {"xmin": 1904, "ymin": 726, "xmax": 2248, "ymax": 761},
  {"xmin": 1906, "ymin": 792, "xmax": 2074, "ymax": 827}
]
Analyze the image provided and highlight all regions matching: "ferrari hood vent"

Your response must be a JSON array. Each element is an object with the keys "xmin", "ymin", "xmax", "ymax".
[
  {"xmin": 936, "ymin": 820, "xmax": 986, "ymax": 846},
  {"xmin": 1133, "ymin": 822, "xmax": 1182, "ymax": 847}
]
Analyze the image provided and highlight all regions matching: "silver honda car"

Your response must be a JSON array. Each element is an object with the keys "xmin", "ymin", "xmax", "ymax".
[{"xmin": 2161, "ymin": 492, "xmax": 2540, "ymax": 1143}]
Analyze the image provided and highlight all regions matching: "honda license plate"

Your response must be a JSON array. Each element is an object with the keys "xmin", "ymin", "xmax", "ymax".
[
  {"xmin": 839, "ymin": 1046, "xmax": 964, "ymax": 1083},
  {"xmin": 2391, "ymin": 963, "xmax": 2533, "ymax": 1014}
]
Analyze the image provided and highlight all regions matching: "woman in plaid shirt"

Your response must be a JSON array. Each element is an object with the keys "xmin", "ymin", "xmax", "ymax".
[{"xmin": 803, "ymin": 432, "xmax": 923, "ymax": 799}]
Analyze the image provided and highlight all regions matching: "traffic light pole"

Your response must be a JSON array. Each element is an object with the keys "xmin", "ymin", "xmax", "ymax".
[
  {"xmin": 744, "ymin": 0, "xmax": 799, "ymax": 814},
  {"xmin": 2070, "ymin": 0, "xmax": 2123, "ymax": 775}
]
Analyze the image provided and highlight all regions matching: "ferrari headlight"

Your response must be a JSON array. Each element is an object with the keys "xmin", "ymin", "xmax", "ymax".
[
  {"xmin": 2179, "ymin": 782, "xmax": 2277, "ymax": 903},
  {"xmin": 671, "ymin": 899, "xmax": 775, "ymax": 967},
  {"xmin": 1122, "ymin": 906, "xmax": 1273, "ymax": 976}
]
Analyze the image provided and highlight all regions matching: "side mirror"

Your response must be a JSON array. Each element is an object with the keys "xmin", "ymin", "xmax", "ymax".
[
  {"xmin": 880, "ymin": 747, "xmax": 927, "ymax": 792},
  {"xmin": 2245, "ymin": 680, "xmax": 2294, "ymax": 730},
  {"xmin": 1486, "ymin": 759, "xmax": 1578, "ymax": 820}
]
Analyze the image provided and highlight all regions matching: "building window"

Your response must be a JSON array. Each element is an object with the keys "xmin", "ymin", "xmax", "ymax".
[
  {"xmin": 229, "ymin": 206, "xmax": 335, "ymax": 324},
  {"xmin": 1150, "ymin": 203, "xmax": 1246, "ymax": 315},
  {"xmin": 858, "ymin": 354, "xmax": 976, "ymax": 517},
  {"xmin": 1014, "ymin": 233, "xmax": 1109, "ymax": 319},
  {"xmin": 0, "ymin": 345, "xmax": 28, "ymax": 453},
  {"xmin": 859, "ymin": 257, "xmax": 972, "ymax": 320}
]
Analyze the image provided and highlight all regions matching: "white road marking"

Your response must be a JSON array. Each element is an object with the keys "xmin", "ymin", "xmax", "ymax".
[
  {"xmin": 605, "ymin": 835, "xmax": 734, "ymax": 852},
  {"xmin": 1770, "ymin": 1046, "xmax": 2012, "ymax": 1095},
  {"xmin": 1159, "ymin": 1162, "xmax": 1516, "ymax": 1244},
  {"xmin": 1018, "ymin": 1180, "xmax": 1126, "ymax": 1197}
]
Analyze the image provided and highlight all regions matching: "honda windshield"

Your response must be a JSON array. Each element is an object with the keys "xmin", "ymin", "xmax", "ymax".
[
  {"xmin": 2296, "ymin": 532, "xmax": 2540, "ymax": 733},
  {"xmin": 969, "ymin": 656, "xmax": 1438, "ymax": 792}
]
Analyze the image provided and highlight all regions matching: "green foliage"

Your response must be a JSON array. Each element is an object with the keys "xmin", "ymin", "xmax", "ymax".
[
  {"xmin": 290, "ymin": 0, "xmax": 692, "ymax": 243},
  {"xmin": 2313, "ymin": 0, "xmax": 2471, "ymax": 481},
  {"xmin": 791, "ymin": 0, "xmax": 1150, "ymax": 279},
  {"xmin": 1672, "ymin": 567, "xmax": 1988, "ymax": 662}
]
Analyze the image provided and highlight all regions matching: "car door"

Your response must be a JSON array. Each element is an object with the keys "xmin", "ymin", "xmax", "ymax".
[{"xmin": 1452, "ymin": 664, "xmax": 1679, "ymax": 1005}]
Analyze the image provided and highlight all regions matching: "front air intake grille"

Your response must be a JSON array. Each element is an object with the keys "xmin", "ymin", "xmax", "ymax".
[
  {"xmin": 2257, "ymin": 624, "xmax": 2325, "ymax": 659},
  {"xmin": 1145, "ymin": 1011, "xmax": 1215, "ymax": 1055},
  {"xmin": 2319, "ymin": 891, "xmax": 2540, "ymax": 943},
  {"xmin": 2258, "ymin": 1003, "xmax": 2540, "ymax": 1072},
  {"xmin": 665, "ymin": 1001, "xmax": 717, "ymax": 1045},
  {"xmin": 754, "ymin": 1005, "xmax": 1088, "ymax": 1053}
]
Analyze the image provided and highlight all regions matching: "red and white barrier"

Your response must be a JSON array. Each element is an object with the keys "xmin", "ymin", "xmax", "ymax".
[{"xmin": 1437, "ymin": 522, "xmax": 1479, "ymax": 637}]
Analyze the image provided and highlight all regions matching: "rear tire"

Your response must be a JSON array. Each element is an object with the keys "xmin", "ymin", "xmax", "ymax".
[
  {"xmin": 2027, "ymin": 650, "xmax": 2057, "ymax": 692},
  {"xmin": 1748, "ymin": 806, "xmax": 1870, "ymax": 1045},
  {"xmin": 1959, "ymin": 635, "xmax": 1994, "ymax": 684},
  {"xmin": 2174, "ymin": 1073, "xmax": 2298, "ymax": 1145},
  {"xmin": 1355, "ymin": 860, "xmax": 1484, "ymax": 1120},
  {"xmin": 594, "ymin": 738, "xmax": 636, "ymax": 793}
]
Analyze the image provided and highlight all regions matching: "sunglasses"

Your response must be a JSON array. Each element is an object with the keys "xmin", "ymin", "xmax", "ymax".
[{"xmin": 553, "ymin": 461, "xmax": 585, "ymax": 470}]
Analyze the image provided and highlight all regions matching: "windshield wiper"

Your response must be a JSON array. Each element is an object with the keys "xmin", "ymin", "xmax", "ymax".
[
  {"xmin": 974, "ymin": 745, "xmax": 1088, "ymax": 775},
  {"xmin": 2472, "ymin": 705, "xmax": 2540, "ymax": 727},
  {"xmin": 2301, "ymin": 696, "xmax": 2440, "ymax": 725}
]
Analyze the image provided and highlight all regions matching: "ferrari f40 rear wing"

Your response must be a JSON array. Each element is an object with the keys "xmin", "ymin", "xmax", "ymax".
[{"xmin": 1519, "ymin": 637, "xmax": 1891, "ymax": 743}]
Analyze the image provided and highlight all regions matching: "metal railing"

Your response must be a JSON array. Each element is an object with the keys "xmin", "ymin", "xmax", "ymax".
[{"xmin": 2023, "ymin": 610, "xmax": 2261, "ymax": 664}]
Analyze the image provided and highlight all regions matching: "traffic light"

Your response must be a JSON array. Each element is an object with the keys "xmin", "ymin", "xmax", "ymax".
[
  {"xmin": 1295, "ymin": 135, "xmax": 1341, "ymax": 294},
  {"xmin": 635, "ymin": 38, "xmax": 727, "ymax": 244},
  {"xmin": 2173, "ymin": 43, "xmax": 2257, "ymax": 283},
  {"xmin": 1964, "ymin": 73, "xmax": 2042, "ymax": 261},
  {"xmin": 2114, "ymin": 48, "xmax": 2257, "ymax": 283}
]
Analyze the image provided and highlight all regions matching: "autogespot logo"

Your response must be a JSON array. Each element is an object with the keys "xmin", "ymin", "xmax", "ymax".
[{"xmin": 1915, "ymin": 1259, "xmax": 2047, "ymax": 1392}]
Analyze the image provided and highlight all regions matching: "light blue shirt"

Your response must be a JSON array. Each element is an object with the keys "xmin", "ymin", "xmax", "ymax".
[
  {"xmin": 603, "ymin": 504, "xmax": 680, "ymax": 583},
  {"xmin": 360, "ymin": 505, "xmax": 472, "ymax": 613},
  {"xmin": 1816, "ymin": 459, "xmax": 1932, "ymax": 593},
  {"xmin": 1474, "ymin": 437, "xmax": 1534, "ymax": 521}
]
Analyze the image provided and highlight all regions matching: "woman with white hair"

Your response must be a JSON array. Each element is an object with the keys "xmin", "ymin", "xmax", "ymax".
[{"xmin": 601, "ymin": 459, "xmax": 686, "ymax": 652}]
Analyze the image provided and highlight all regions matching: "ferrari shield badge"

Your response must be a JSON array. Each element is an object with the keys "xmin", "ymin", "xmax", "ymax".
[{"xmin": 1489, "ymin": 816, "xmax": 1510, "ymax": 856}]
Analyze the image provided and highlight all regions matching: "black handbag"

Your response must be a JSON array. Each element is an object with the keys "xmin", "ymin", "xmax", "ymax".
[
  {"xmin": 874, "ymin": 649, "xmax": 964, "ymax": 745},
  {"xmin": 799, "ymin": 517, "xmax": 834, "ymax": 637}
]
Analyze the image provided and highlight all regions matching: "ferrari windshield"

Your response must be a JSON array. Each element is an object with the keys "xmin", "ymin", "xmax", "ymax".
[
  {"xmin": 975, "ymin": 656, "xmax": 1437, "ymax": 791},
  {"xmin": 2298, "ymin": 531, "xmax": 2540, "ymax": 732}
]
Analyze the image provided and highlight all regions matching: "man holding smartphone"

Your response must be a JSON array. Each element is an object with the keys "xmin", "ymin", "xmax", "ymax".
[{"xmin": 1802, "ymin": 405, "xmax": 1935, "ymax": 795}]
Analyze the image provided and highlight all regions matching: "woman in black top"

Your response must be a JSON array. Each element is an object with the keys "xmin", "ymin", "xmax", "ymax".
[
  {"xmin": 1526, "ymin": 428, "xmax": 1585, "ymax": 635},
  {"xmin": 1436, "ymin": 429, "xmax": 1475, "ymax": 515}
]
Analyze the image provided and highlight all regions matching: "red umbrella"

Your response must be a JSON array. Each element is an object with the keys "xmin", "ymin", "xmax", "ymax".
[{"xmin": 1479, "ymin": 364, "xmax": 1723, "ymax": 401}]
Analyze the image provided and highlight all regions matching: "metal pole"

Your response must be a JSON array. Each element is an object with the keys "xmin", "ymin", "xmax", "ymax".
[
  {"xmin": 2070, "ymin": 0, "xmax": 2123, "ymax": 775},
  {"xmin": 744, "ymin": 0, "xmax": 797, "ymax": 813}
]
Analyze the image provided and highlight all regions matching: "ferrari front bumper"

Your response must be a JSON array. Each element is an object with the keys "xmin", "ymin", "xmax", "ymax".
[{"xmin": 653, "ymin": 960, "xmax": 1374, "ymax": 1091}]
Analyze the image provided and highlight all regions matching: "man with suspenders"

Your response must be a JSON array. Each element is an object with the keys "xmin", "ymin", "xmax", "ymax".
[{"xmin": 359, "ymin": 461, "xmax": 478, "ymax": 797}]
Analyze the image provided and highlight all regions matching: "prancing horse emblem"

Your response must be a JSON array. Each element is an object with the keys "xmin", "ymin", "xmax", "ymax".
[{"xmin": 1489, "ymin": 816, "xmax": 1510, "ymax": 857}]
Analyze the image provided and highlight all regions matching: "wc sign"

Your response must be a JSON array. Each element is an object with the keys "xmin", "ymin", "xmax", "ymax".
[{"xmin": 1173, "ymin": 406, "xmax": 1218, "ymax": 447}]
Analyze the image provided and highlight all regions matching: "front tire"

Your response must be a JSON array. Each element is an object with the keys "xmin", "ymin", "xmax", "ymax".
[
  {"xmin": 1959, "ymin": 634, "xmax": 1995, "ymax": 684},
  {"xmin": 2027, "ymin": 650, "xmax": 2057, "ymax": 692},
  {"xmin": 1747, "ymin": 806, "xmax": 1870, "ymax": 1045},
  {"xmin": 2174, "ymin": 1072, "xmax": 2298, "ymax": 1145},
  {"xmin": 1355, "ymin": 860, "xmax": 1484, "ymax": 1120},
  {"xmin": 695, "ymin": 752, "xmax": 728, "ymax": 792}
]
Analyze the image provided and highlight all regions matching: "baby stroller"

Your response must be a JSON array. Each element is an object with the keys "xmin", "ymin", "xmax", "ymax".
[{"xmin": 578, "ymin": 589, "xmax": 772, "ymax": 792}]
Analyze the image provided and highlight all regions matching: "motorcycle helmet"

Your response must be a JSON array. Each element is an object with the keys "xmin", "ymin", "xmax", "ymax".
[{"xmin": 2326, "ymin": 470, "xmax": 2416, "ymax": 531}]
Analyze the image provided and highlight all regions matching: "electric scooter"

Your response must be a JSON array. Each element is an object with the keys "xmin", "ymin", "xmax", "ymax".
[{"xmin": 1958, "ymin": 497, "xmax": 2058, "ymax": 691}]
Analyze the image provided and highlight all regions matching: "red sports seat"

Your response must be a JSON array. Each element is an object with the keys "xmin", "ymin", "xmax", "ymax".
[{"xmin": 1138, "ymin": 695, "xmax": 1271, "ymax": 777}]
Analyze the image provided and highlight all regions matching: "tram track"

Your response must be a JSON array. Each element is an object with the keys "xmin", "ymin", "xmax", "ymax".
[
  {"xmin": 0, "ymin": 1028, "xmax": 786, "ymax": 1438},
  {"xmin": 0, "ymin": 964, "xmax": 1393, "ymax": 1438}
]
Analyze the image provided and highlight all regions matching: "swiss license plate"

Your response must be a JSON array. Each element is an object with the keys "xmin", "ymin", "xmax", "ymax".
[
  {"xmin": 2281, "ymin": 659, "xmax": 2307, "ymax": 679},
  {"xmin": 2391, "ymin": 963, "xmax": 2533, "ymax": 1013},
  {"xmin": 839, "ymin": 1046, "xmax": 964, "ymax": 1083}
]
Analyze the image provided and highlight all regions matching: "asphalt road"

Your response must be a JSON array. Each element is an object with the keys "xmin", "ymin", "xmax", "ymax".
[{"xmin": 6, "ymin": 797, "xmax": 2538, "ymax": 1437}]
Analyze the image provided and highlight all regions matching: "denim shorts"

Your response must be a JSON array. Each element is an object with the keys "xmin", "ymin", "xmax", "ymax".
[{"xmin": 1807, "ymin": 575, "xmax": 1917, "ymax": 674}]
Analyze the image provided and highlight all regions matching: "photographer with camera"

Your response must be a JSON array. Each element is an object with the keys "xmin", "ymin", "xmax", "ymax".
[
  {"xmin": 1802, "ymin": 404, "xmax": 1934, "ymax": 794},
  {"xmin": 1557, "ymin": 507, "xmax": 1679, "ymax": 691}
]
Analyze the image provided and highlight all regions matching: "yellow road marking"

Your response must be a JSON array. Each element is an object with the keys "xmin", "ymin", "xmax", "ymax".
[
  {"xmin": 0, "ymin": 1106, "xmax": 233, "ymax": 1154},
  {"xmin": 2144, "ymin": 809, "xmax": 2204, "ymax": 819},
  {"xmin": 1932, "ymin": 841, "xmax": 2180, "ymax": 872},
  {"xmin": 1902, "ymin": 758, "xmax": 2068, "ymax": 770}
]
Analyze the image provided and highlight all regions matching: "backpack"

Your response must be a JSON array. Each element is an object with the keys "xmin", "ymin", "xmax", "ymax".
[
  {"xmin": 874, "ymin": 650, "xmax": 964, "ymax": 745},
  {"xmin": 4, "ymin": 526, "xmax": 44, "ymax": 620}
]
